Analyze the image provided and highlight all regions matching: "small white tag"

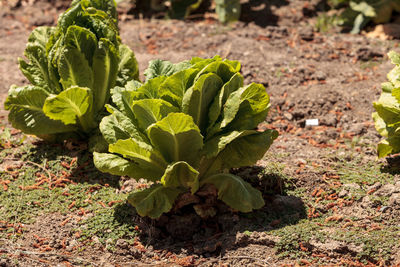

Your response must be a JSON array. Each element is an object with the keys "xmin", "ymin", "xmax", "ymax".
[{"xmin": 305, "ymin": 119, "xmax": 319, "ymax": 126}]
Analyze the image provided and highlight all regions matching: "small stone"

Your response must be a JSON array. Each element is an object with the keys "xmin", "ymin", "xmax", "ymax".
[
  {"xmin": 92, "ymin": 236, "xmax": 101, "ymax": 245},
  {"xmin": 389, "ymin": 193, "xmax": 400, "ymax": 207},
  {"xmin": 338, "ymin": 189, "xmax": 348, "ymax": 198},
  {"xmin": 320, "ymin": 114, "xmax": 337, "ymax": 127},
  {"xmin": 116, "ymin": 239, "xmax": 129, "ymax": 249},
  {"xmin": 314, "ymin": 71, "xmax": 326, "ymax": 81},
  {"xmin": 343, "ymin": 183, "xmax": 361, "ymax": 190},
  {"xmin": 367, "ymin": 182, "xmax": 382, "ymax": 192},
  {"xmin": 299, "ymin": 26, "xmax": 314, "ymax": 41},
  {"xmin": 66, "ymin": 240, "xmax": 78, "ymax": 252},
  {"xmin": 375, "ymin": 184, "xmax": 398, "ymax": 197},
  {"xmin": 296, "ymin": 158, "xmax": 307, "ymax": 166},
  {"xmin": 283, "ymin": 112, "xmax": 293, "ymax": 121},
  {"xmin": 349, "ymin": 123, "xmax": 366, "ymax": 135}
]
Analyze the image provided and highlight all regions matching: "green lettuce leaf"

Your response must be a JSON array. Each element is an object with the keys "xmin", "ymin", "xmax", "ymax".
[
  {"xmin": 127, "ymin": 184, "xmax": 183, "ymax": 219},
  {"xmin": 161, "ymin": 161, "xmax": 200, "ymax": 194},
  {"xmin": 201, "ymin": 173, "xmax": 264, "ymax": 212},
  {"xmin": 5, "ymin": 86, "xmax": 76, "ymax": 135},
  {"xmin": 147, "ymin": 113, "xmax": 203, "ymax": 164},
  {"xmin": 92, "ymin": 38, "xmax": 119, "ymax": 113},
  {"xmin": 144, "ymin": 59, "xmax": 191, "ymax": 81},
  {"xmin": 43, "ymin": 86, "xmax": 94, "ymax": 132},
  {"xmin": 182, "ymin": 73, "xmax": 223, "ymax": 132},
  {"xmin": 131, "ymin": 99, "xmax": 179, "ymax": 131},
  {"xmin": 108, "ymin": 138, "xmax": 167, "ymax": 180}
]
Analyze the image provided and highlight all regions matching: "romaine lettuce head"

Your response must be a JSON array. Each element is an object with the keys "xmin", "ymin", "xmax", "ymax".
[
  {"xmin": 5, "ymin": 0, "xmax": 139, "ymax": 141},
  {"xmin": 94, "ymin": 56, "xmax": 278, "ymax": 218},
  {"xmin": 373, "ymin": 51, "xmax": 400, "ymax": 157}
]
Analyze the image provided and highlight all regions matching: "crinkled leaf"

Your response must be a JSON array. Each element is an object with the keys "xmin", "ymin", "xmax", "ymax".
[
  {"xmin": 99, "ymin": 110, "xmax": 147, "ymax": 144},
  {"xmin": 203, "ymin": 130, "xmax": 278, "ymax": 175},
  {"xmin": 116, "ymin": 44, "xmax": 139, "ymax": 86},
  {"xmin": 182, "ymin": 73, "xmax": 223, "ymax": 132},
  {"xmin": 43, "ymin": 86, "xmax": 93, "ymax": 128},
  {"xmin": 392, "ymin": 87, "xmax": 400, "ymax": 103},
  {"xmin": 207, "ymin": 73, "xmax": 243, "ymax": 133},
  {"xmin": 225, "ymin": 83, "xmax": 270, "ymax": 131},
  {"xmin": 202, "ymin": 130, "xmax": 258, "ymax": 158},
  {"xmin": 19, "ymin": 27, "xmax": 57, "ymax": 93},
  {"xmin": 147, "ymin": 113, "xmax": 203, "ymax": 164},
  {"xmin": 382, "ymin": 82, "xmax": 394, "ymax": 93},
  {"xmin": 64, "ymin": 25, "xmax": 97, "ymax": 66},
  {"xmin": 144, "ymin": 59, "xmax": 191, "ymax": 81},
  {"xmin": 373, "ymin": 94, "xmax": 400, "ymax": 126},
  {"xmin": 110, "ymin": 86, "xmax": 138, "ymax": 120},
  {"xmin": 93, "ymin": 152, "xmax": 160, "ymax": 181},
  {"xmin": 161, "ymin": 161, "xmax": 199, "ymax": 194},
  {"xmin": 159, "ymin": 68, "xmax": 199, "ymax": 107},
  {"xmin": 201, "ymin": 173, "xmax": 264, "ymax": 212},
  {"xmin": 127, "ymin": 184, "xmax": 182, "ymax": 219},
  {"xmin": 207, "ymin": 83, "xmax": 270, "ymax": 137},
  {"xmin": 377, "ymin": 140, "xmax": 393, "ymax": 158},
  {"xmin": 92, "ymin": 38, "xmax": 119, "ymax": 112},
  {"xmin": 196, "ymin": 61, "xmax": 237, "ymax": 83},
  {"xmin": 79, "ymin": 0, "xmax": 118, "ymax": 21},
  {"xmin": 388, "ymin": 65, "xmax": 400, "ymax": 88},
  {"xmin": 109, "ymin": 138, "xmax": 167, "ymax": 180},
  {"xmin": 372, "ymin": 112, "xmax": 388, "ymax": 138},
  {"xmin": 4, "ymin": 85, "xmax": 76, "ymax": 135},
  {"xmin": 131, "ymin": 99, "xmax": 179, "ymax": 131},
  {"xmin": 388, "ymin": 51, "xmax": 400, "ymax": 65},
  {"xmin": 190, "ymin": 55, "xmax": 222, "ymax": 70},
  {"xmin": 137, "ymin": 76, "xmax": 167, "ymax": 99},
  {"xmin": 58, "ymin": 46, "xmax": 94, "ymax": 90}
]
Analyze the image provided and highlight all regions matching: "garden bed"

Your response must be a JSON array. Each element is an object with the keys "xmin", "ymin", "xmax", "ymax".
[{"xmin": 1, "ymin": 0, "xmax": 400, "ymax": 266}]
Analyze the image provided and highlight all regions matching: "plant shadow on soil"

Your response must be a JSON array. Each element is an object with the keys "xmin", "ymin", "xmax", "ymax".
[
  {"xmin": 23, "ymin": 139, "xmax": 306, "ymax": 257},
  {"xmin": 27, "ymin": 140, "xmax": 121, "ymax": 188},
  {"xmin": 113, "ymin": 165, "xmax": 306, "ymax": 257},
  {"xmin": 380, "ymin": 155, "xmax": 400, "ymax": 175},
  {"xmin": 240, "ymin": 0, "xmax": 289, "ymax": 27}
]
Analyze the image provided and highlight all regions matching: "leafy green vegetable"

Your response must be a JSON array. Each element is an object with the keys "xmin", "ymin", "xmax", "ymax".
[
  {"xmin": 5, "ymin": 0, "xmax": 139, "ymax": 141},
  {"xmin": 215, "ymin": 0, "xmax": 241, "ymax": 24},
  {"xmin": 331, "ymin": 0, "xmax": 400, "ymax": 34},
  {"xmin": 373, "ymin": 51, "xmax": 400, "ymax": 157},
  {"xmin": 94, "ymin": 56, "xmax": 278, "ymax": 218}
]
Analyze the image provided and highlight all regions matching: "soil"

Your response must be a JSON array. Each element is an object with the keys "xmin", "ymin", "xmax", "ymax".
[{"xmin": 1, "ymin": 0, "xmax": 400, "ymax": 266}]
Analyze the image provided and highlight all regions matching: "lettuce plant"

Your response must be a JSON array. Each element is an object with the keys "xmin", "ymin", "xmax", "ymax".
[
  {"xmin": 94, "ymin": 56, "xmax": 278, "ymax": 218},
  {"xmin": 331, "ymin": 0, "xmax": 400, "ymax": 33},
  {"xmin": 373, "ymin": 51, "xmax": 400, "ymax": 157},
  {"xmin": 5, "ymin": 0, "xmax": 139, "ymax": 141}
]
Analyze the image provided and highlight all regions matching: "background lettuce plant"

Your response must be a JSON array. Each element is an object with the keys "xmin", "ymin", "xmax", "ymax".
[
  {"xmin": 5, "ymin": 0, "xmax": 139, "ymax": 141},
  {"xmin": 373, "ymin": 51, "xmax": 400, "ymax": 157},
  {"xmin": 326, "ymin": 0, "xmax": 400, "ymax": 34},
  {"xmin": 94, "ymin": 56, "xmax": 278, "ymax": 218}
]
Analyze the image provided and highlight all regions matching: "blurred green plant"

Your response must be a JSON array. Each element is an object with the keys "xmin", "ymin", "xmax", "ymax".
[{"xmin": 326, "ymin": 0, "xmax": 400, "ymax": 34}]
